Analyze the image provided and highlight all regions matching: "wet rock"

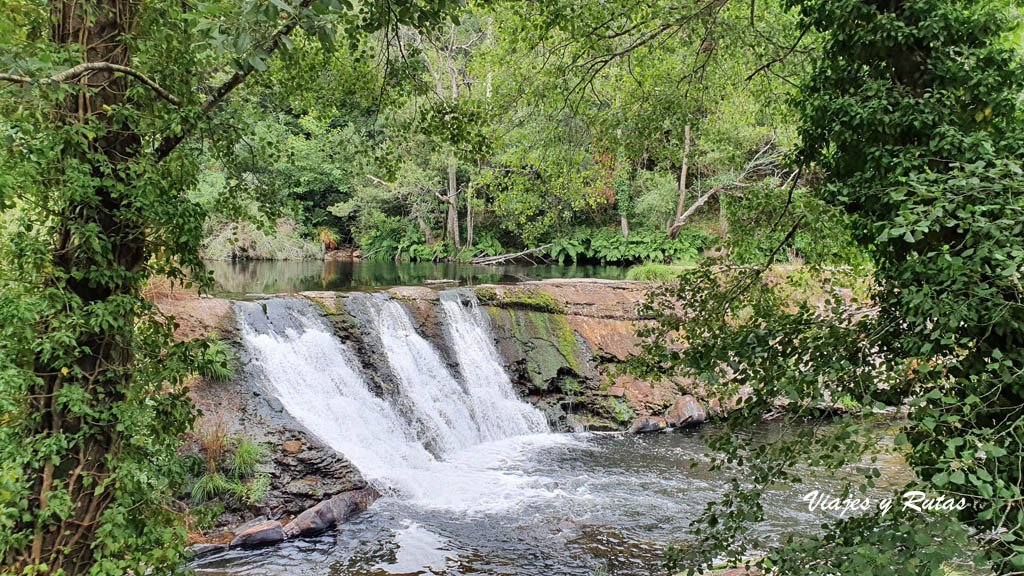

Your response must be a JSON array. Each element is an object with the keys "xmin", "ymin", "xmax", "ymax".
[
  {"xmin": 665, "ymin": 394, "xmax": 706, "ymax": 428},
  {"xmin": 283, "ymin": 487, "xmax": 380, "ymax": 539},
  {"xmin": 186, "ymin": 543, "xmax": 227, "ymax": 559},
  {"xmin": 628, "ymin": 416, "xmax": 668, "ymax": 433},
  {"xmin": 268, "ymin": 440, "xmax": 367, "ymax": 515},
  {"xmin": 232, "ymin": 516, "xmax": 268, "ymax": 536},
  {"xmin": 265, "ymin": 396, "xmax": 284, "ymax": 413},
  {"xmin": 486, "ymin": 307, "xmax": 594, "ymax": 393},
  {"xmin": 229, "ymin": 520, "xmax": 285, "ymax": 548}
]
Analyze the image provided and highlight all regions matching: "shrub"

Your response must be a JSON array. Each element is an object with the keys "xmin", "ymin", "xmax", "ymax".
[
  {"xmin": 626, "ymin": 263, "xmax": 688, "ymax": 281},
  {"xmin": 546, "ymin": 227, "xmax": 710, "ymax": 266},
  {"xmin": 228, "ymin": 438, "xmax": 266, "ymax": 478}
]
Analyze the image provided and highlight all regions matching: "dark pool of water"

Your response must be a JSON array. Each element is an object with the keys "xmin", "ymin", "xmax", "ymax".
[
  {"xmin": 206, "ymin": 260, "xmax": 631, "ymax": 297},
  {"xmin": 192, "ymin": 427, "xmax": 909, "ymax": 576}
]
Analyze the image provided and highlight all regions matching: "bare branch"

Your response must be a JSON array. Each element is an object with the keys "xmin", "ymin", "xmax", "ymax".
[{"xmin": 1, "ymin": 63, "xmax": 182, "ymax": 106}]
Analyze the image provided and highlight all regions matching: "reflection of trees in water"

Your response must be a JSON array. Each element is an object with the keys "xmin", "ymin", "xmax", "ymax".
[{"xmin": 208, "ymin": 260, "xmax": 630, "ymax": 295}]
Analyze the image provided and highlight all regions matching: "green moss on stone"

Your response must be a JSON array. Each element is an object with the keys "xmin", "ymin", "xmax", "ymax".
[
  {"xmin": 307, "ymin": 296, "xmax": 338, "ymax": 315},
  {"xmin": 473, "ymin": 287, "xmax": 565, "ymax": 314},
  {"xmin": 553, "ymin": 315, "xmax": 579, "ymax": 371}
]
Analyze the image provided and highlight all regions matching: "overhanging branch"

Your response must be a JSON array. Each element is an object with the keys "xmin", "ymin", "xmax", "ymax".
[{"xmin": 1, "ymin": 63, "xmax": 182, "ymax": 107}]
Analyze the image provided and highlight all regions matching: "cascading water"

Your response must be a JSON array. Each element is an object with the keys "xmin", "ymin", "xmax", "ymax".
[
  {"xmin": 237, "ymin": 295, "xmax": 570, "ymax": 510},
  {"xmin": 203, "ymin": 294, "xmax": 909, "ymax": 576},
  {"xmin": 236, "ymin": 299, "xmax": 436, "ymax": 492},
  {"xmin": 438, "ymin": 291, "xmax": 548, "ymax": 441},
  {"xmin": 353, "ymin": 294, "xmax": 485, "ymax": 454}
]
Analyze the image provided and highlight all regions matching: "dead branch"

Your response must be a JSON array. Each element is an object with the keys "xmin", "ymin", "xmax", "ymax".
[{"xmin": 470, "ymin": 243, "xmax": 554, "ymax": 265}]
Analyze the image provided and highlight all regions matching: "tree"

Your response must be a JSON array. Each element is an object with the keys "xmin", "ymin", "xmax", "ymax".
[
  {"xmin": 0, "ymin": 0, "xmax": 451, "ymax": 573},
  {"xmin": 635, "ymin": 0, "xmax": 1024, "ymax": 574}
]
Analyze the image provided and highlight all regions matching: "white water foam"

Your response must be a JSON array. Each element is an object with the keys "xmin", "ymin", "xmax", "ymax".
[
  {"xmin": 237, "ymin": 297, "xmax": 577, "ymax": 514},
  {"xmin": 439, "ymin": 291, "xmax": 549, "ymax": 441}
]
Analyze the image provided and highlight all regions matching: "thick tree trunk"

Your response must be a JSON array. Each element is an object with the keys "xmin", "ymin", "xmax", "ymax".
[
  {"xmin": 447, "ymin": 156, "xmax": 461, "ymax": 250},
  {"xmin": 14, "ymin": 1, "xmax": 144, "ymax": 573},
  {"xmin": 417, "ymin": 214, "xmax": 436, "ymax": 245},
  {"xmin": 620, "ymin": 213, "xmax": 630, "ymax": 238},
  {"xmin": 671, "ymin": 124, "xmax": 691, "ymax": 228}
]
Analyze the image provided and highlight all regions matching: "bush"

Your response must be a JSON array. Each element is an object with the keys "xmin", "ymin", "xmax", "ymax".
[
  {"xmin": 547, "ymin": 227, "xmax": 711, "ymax": 266},
  {"xmin": 202, "ymin": 218, "xmax": 322, "ymax": 261},
  {"xmin": 626, "ymin": 263, "xmax": 688, "ymax": 281},
  {"xmin": 187, "ymin": 416, "xmax": 269, "ymax": 508}
]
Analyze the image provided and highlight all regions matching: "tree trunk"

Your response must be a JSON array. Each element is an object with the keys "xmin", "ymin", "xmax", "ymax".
[
  {"xmin": 620, "ymin": 213, "xmax": 630, "ymax": 238},
  {"xmin": 466, "ymin": 181, "xmax": 474, "ymax": 248},
  {"xmin": 447, "ymin": 156, "xmax": 461, "ymax": 250},
  {"xmin": 14, "ymin": 0, "xmax": 144, "ymax": 573},
  {"xmin": 417, "ymin": 214, "xmax": 436, "ymax": 245},
  {"xmin": 671, "ymin": 124, "xmax": 691, "ymax": 228}
]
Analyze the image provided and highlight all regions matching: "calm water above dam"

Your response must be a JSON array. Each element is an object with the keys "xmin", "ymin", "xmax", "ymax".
[{"xmin": 207, "ymin": 259, "xmax": 630, "ymax": 296}]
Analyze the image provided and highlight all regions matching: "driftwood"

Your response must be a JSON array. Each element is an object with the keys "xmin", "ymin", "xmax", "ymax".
[{"xmin": 470, "ymin": 243, "xmax": 553, "ymax": 265}]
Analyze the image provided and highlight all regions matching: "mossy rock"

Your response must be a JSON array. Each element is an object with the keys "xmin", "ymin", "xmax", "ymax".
[
  {"xmin": 486, "ymin": 307, "xmax": 590, "ymax": 393},
  {"xmin": 474, "ymin": 288, "xmax": 565, "ymax": 314}
]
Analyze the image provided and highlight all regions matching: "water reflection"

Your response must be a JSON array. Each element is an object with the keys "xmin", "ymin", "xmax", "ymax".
[{"xmin": 207, "ymin": 260, "xmax": 630, "ymax": 296}]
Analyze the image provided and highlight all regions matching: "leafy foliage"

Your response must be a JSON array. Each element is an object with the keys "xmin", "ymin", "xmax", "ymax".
[
  {"xmin": 547, "ymin": 227, "xmax": 711, "ymax": 266},
  {"xmin": 0, "ymin": 0, "xmax": 454, "ymax": 573},
  {"xmin": 631, "ymin": 1, "xmax": 1024, "ymax": 574}
]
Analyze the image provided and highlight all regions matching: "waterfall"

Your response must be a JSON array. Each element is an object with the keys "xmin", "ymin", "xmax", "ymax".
[
  {"xmin": 439, "ymin": 291, "xmax": 548, "ymax": 440},
  {"xmin": 236, "ymin": 299, "xmax": 436, "ymax": 492},
  {"xmin": 355, "ymin": 295, "xmax": 485, "ymax": 454},
  {"xmin": 237, "ymin": 294, "xmax": 566, "ymax": 511}
]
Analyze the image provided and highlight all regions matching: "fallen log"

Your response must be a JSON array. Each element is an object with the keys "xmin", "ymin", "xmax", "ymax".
[{"xmin": 470, "ymin": 243, "xmax": 554, "ymax": 265}]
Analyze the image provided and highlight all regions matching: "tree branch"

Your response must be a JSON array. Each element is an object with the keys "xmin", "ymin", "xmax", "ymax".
[
  {"xmin": 745, "ymin": 24, "xmax": 810, "ymax": 82},
  {"xmin": 1, "ymin": 63, "xmax": 182, "ymax": 107},
  {"xmin": 154, "ymin": 0, "xmax": 316, "ymax": 161}
]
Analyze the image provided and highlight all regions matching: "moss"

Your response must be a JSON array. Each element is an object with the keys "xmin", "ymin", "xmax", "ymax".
[
  {"xmin": 625, "ymin": 263, "xmax": 689, "ymax": 281},
  {"xmin": 307, "ymin": 295, "xmax": 338, "ymax": 315},
  {"xmin": 553, "ymin": 315, "xmax": 579, "ymax": 372},
  {"xmin": 602, "ymin": 397, "xmax": 634, "ymax": 424},
  {"xmin": 475, "ymin": 288, "xmax": 499, "ymax": 305},
  {"xmin": 474, "ymin": 287, "xmax": 565, "ymax": 313}
]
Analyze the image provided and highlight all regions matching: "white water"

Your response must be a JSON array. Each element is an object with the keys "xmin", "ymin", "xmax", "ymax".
[
  {"xmin": 367, "ymin": 297, "xmax": 485, "ymax": 454},
  {"xmin": 237, "ymin": 297, "xmax": 571, "ymax": 512},
  {"xmin": 236, "ymin": 300, "xmax": 436, "ymax": 491},
  {"xmin": 439, "ymin": 291, "xmax": 548, "ymax": 441}
]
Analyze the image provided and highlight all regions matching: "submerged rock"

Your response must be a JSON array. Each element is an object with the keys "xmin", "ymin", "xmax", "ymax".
[
  {"xmin": 665, "ymin": 394, "xmax": 706, "ymax": 428},
  {"xmin": 283, "ymin": 487, "xmax": 380, "ymax": 539},
  {"xmin": 628, "ymin": 415, "xmax": 668, "ymax": 433},
  {"xmin": 229, "ymin": 520, "xmax": 285, "ymax": 548}
]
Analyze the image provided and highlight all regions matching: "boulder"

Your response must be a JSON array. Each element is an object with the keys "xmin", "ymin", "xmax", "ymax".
[
  {"xmin": 282, "ymin": 440, "xmax": 302, "ymax": 454},
  {"xmin": 628, "ymin": 416, "xmax": 668, "ymax": 434},
  {"xmin": 283, "ymin": 487, "xmax": 380, "ymax": 539},
  {"xmin": 229, "ymin": 520, "xmax": 285, "ymax": 548},
  {"xmin": 665, "ymin": 394, "xmax": 706, "ymax": 428}
]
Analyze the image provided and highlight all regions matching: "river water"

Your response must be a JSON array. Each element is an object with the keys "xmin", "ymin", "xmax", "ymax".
[
  {"xmin": 207, "ymin": 260, "xmax": 629, "ymax": 296},
  {"xmin": 196, "ymin": 293, "xmax": 910, "ymax": 576},
  {"xmin": 194, "ymin": 428, "xmax": 908, "ymax": 576}
]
